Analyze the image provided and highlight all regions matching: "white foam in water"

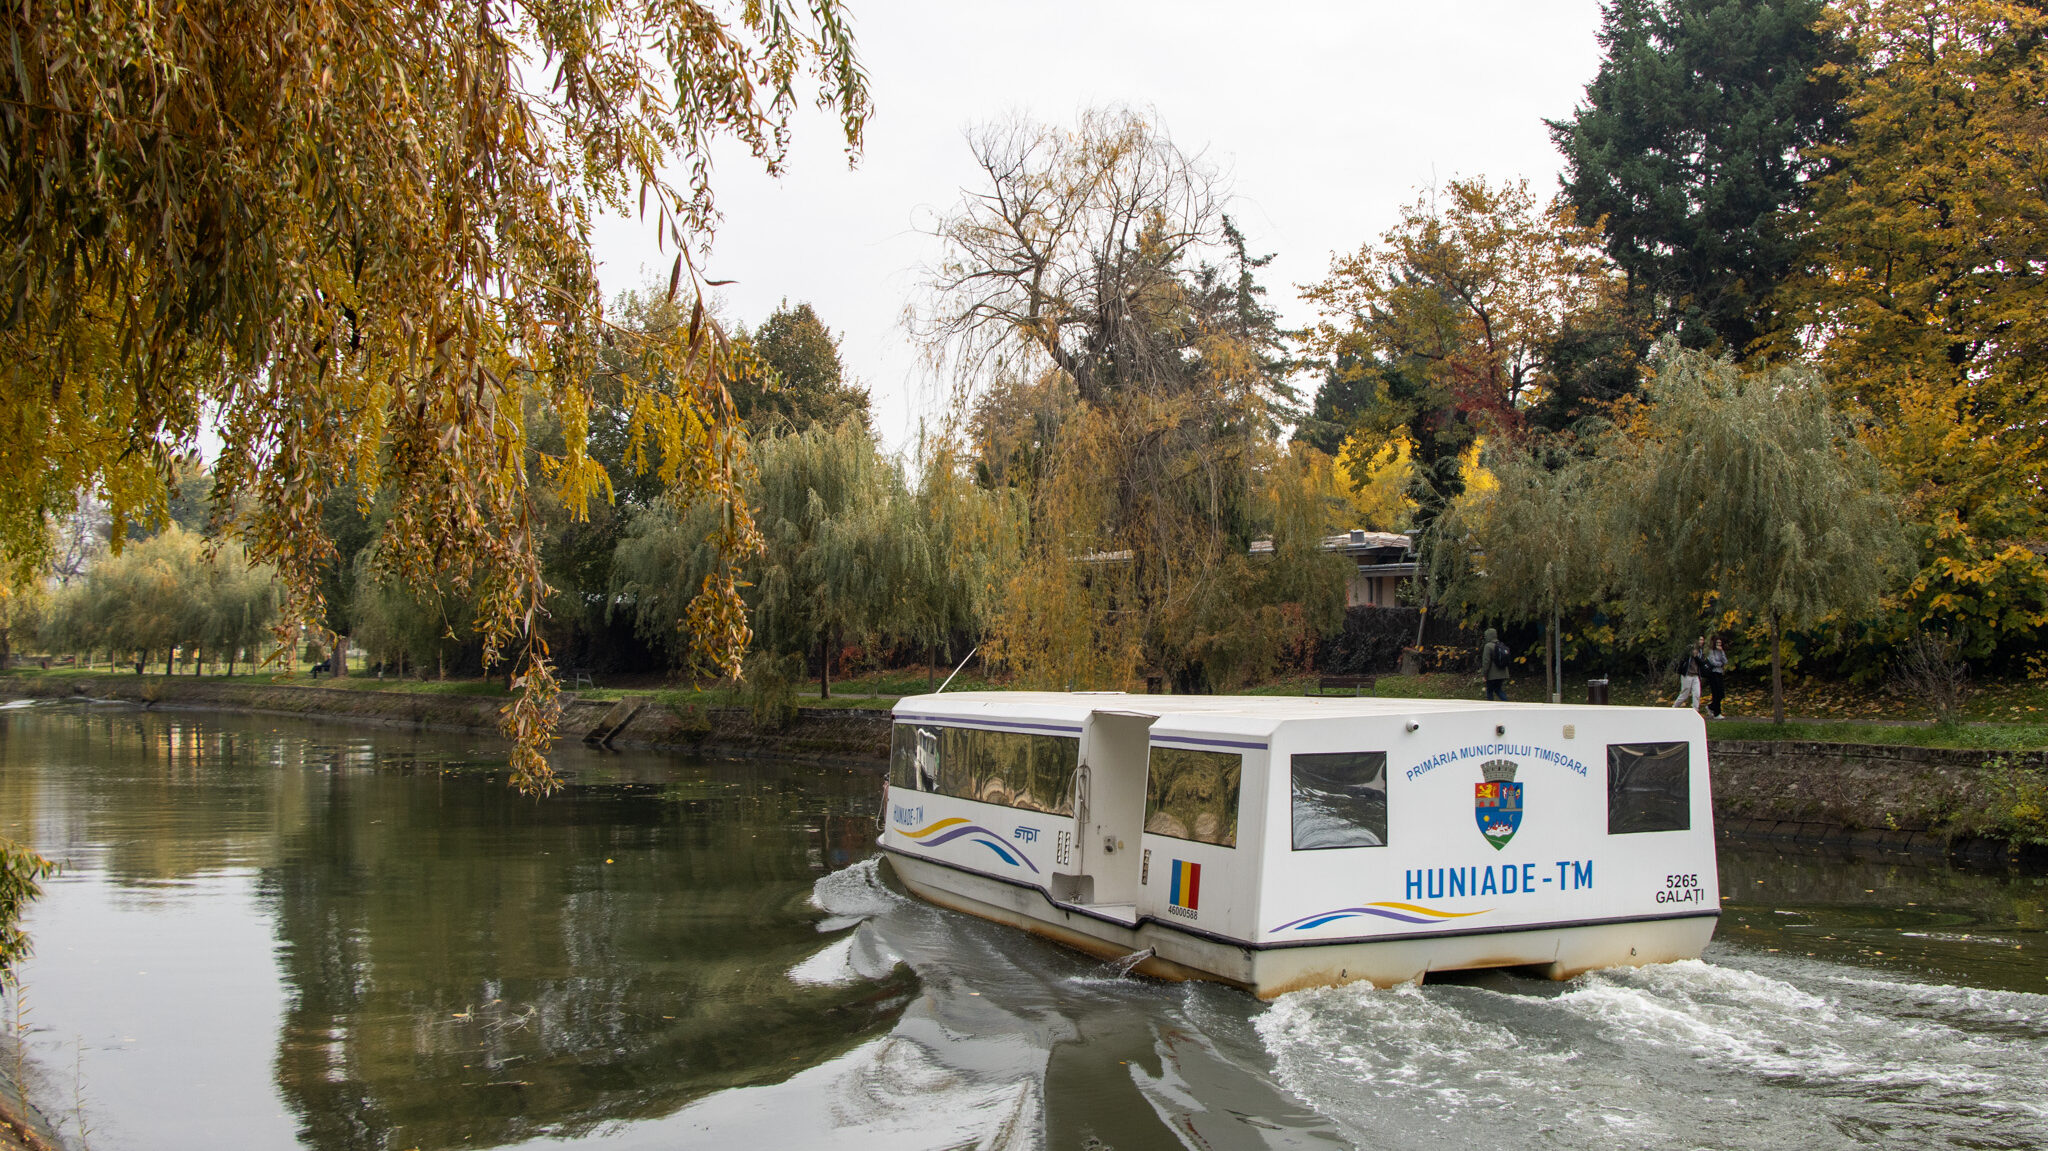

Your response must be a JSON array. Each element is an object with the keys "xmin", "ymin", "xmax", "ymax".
[
  {"xmin": 788, "ymin": 924, "xmax": 905, "ymax": 988},
  {"xmin": 810, "ymin": 857, "xmax": 905, "ymax": 921},
  {"xmin": 1256, "ymin": 957, "xmax": 2048, "ymax": 1150},
  {"xmin": 1813, "ymin": 969, "xmax": 2048, "ymax": 1034},
  {"xmin": 1257, "ymin": 981, "xmax": 1589, "ymax": 1149},
  {"xmin": 788, "ymin": 935, "xmax": 862, "ymax": 986},
  {"xmin": 1565, "ymin": 960, "xmax": 2041, "ymax": 1099},
  {"xmin": 665, "ymin": 1023, "xmax": 1044, "ymax": 1150}
]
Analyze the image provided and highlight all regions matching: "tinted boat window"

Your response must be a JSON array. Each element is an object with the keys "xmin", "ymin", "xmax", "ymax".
[
  {"xmin": 1144, "ymin": 747, "xmax": 1241, "ymax": 847},
  {"xmin": 1291, "ymin": 752, "xmax": 1388, "ymax": 849},
  {"xmin": 889, "ymin": 724, "xmax": 944, "ymax": 792},
  {"xmin": 891, "ymin": 724, "xmax": 1079, "ymax": 813},
  {"xmin": 1607, "ymin": 741, "xmax": 1690, "ymax": 833},
  {"xmin": 888, "ymin": 723, "xmax": 918, "ymax": 788}
]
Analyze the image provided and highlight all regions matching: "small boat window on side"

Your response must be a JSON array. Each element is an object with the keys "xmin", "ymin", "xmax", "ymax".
[
  {"xmin": 1606, "ymin": 741, "xmax": 1690, "ymax": 834},
  {"xmin": 1291, "ymin": 751, "xmax": 1389, "ymax": 850},
  {"xmin": 1144, "ymin": 747, "xmax": 1240, "ymax": 847}
]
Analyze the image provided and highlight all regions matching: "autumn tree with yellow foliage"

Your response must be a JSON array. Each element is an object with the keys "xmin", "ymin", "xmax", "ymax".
[
  {"xmin": 1303, "ymin": 177, "xmax": 1623, "ymax": 529},
  {"xmin": 1804, "ymin": 0, "xmax": 2048, "ymax": 661}
]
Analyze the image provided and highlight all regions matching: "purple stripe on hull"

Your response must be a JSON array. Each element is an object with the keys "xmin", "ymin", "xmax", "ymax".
[{"xmin": 1274, "ymin": 906, "xmax": 1444, "ymax": 931}]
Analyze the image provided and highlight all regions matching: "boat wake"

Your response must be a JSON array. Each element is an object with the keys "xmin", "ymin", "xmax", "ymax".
[{"xmin": 1255, "ymin": 952, "xmax": 2048, "ymax": 1150}]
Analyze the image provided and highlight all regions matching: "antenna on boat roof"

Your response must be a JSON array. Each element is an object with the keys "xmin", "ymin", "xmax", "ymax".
[{"xmin": 936, "ymin": 645, "xmax": 979, "ymax": 693}]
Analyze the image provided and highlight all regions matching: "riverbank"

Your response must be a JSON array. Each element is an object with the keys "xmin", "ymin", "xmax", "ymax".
[
  {"xmin": 4, "ymin": 671, "xmax": 2044, "ymax": 862},
  {"xmin": 0, "ymin": 672, "xmax": 893, "ymax": 768},
  {"xmin": 0, "ymin": 1033, "xmax": 62, "ymax": 1151}
]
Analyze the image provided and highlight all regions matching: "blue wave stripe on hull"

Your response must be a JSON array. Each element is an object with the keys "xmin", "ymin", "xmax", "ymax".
[{"xmin": 913, "ymin": 824, "xmax": 1042, "ymax": 873}]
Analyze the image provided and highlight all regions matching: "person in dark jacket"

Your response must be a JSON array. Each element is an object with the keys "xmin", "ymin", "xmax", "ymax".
[
  {"xmin": 1480, "ymin": 627, "xmax": 1510, "ymax": 702},
  {"xmin": 1704, "ymin": 636, "xmax": 1729, "ymax": 718}
]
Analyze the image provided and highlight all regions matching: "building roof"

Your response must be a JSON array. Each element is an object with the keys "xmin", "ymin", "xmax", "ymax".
[
  {"xmin": 1246, "ymin": 529, "xmax": 1413, "ymax": 559},
  {"xmin": 1325, "ymin": 530, "xmax": 1413, "ymax": 556}
]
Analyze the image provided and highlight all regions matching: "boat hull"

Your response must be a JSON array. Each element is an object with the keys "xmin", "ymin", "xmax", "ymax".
[{"xmin": 883, "ymin": 849, "xmax": 1717, "ymax": 999}]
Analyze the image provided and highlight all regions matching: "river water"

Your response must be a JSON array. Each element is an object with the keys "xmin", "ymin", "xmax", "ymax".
[{"xmin": 0, "ymin": 701, "xmax": 2043, "ymax": 1150}]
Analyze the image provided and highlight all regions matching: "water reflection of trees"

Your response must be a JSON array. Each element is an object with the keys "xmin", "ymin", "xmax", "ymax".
[
  {"xmin": 265, "ymin": 759, "xmax": 908, "ymax": 1151},
  {"xmin": 0, "ymin": 707, "xmax": 318, "ymax": 878},
  {"xmin": 2, "ymin": 708, "xmax": 910, "ymax": 1150}
]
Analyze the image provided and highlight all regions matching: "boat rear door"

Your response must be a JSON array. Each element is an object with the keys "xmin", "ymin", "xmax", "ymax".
[{"xmin": 1051, "ymin": 709, "xmax": 1155, "ymax": 918}]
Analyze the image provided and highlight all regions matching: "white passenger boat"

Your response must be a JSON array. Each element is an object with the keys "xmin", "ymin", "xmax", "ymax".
[{"xmin": 879, "ymin": 692, "xmax": 1718, "ymax": 998}]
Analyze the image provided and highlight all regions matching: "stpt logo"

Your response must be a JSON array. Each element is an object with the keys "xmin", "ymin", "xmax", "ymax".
[
  {"xmin": 1474, "ymin": 759, "xmax": 1523, "ymax": 850},
  {"xmin": 1166, "ymin": 860, "xmax": 1201, "ymax": 919}
]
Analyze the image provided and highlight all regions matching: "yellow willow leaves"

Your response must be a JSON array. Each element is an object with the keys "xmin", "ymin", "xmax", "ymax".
[{"xmin": 0, "ymin": 1, "xmax": 869, "ymax": 793}]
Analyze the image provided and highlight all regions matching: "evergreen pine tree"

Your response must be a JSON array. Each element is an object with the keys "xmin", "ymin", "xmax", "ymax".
[{"xmin": 1550, "ymin": 0, "xmax": 1847, "ymax": 355}]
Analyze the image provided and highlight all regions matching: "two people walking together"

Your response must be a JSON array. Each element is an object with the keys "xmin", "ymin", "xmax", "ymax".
[{"xmin": 1672, "ymin": 636, "xmax": 1728, "ymax": 718}]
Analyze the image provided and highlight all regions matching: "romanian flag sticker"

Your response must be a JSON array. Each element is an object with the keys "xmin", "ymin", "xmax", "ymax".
[{"xmin": 1168, "ymin": 860, "xmax": 1201, "ymax": 911}]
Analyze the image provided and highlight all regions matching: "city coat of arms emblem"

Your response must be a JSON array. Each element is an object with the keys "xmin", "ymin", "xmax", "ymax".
[{"xmin": 1474, "ymin": 759, "xmax": 1523, "ymax": 850}]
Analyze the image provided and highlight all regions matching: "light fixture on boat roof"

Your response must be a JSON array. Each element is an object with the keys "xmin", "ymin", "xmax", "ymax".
[
  {"xmin": 1495, "ymin": 724, "xmax": 1506, "ymax": 736},
  {"xmin": 1404, "ymin": 719, "xmax": 1420, "ymax": 732}
]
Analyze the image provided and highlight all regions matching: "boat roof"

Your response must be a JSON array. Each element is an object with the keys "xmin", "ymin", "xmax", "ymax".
[{"xmin": 892, "ymin": 691, "xmax": 1662, "ymax": 740}]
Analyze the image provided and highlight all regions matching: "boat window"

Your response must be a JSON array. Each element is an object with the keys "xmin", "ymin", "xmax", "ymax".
[
  {"xmin": 1607, "ymin": 741, "xmax": 1690, "ymax": 834},
  {"xmin": 1144, "ymin": 747, "xmax": 1240, "ymax": 848},
  {"xmin": 889, "ymin": 724, "xmax": 945, "ymax": 792},
  {"xmin": 889, "ymin": 723, "xmax": 914, "ymax": 788},
  {"xmin": 894, "ymin": 725, "xmax": 1078, "ymax": 813},
  {"xmin": 1291, "ymin": 752, "xmax": 1388, "ymax": 849}
]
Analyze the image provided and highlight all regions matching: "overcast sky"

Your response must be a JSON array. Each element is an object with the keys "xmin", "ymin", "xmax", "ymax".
[{"xmin": 590, "ymin": 0, "xmax": 1610, "ymax": 452}]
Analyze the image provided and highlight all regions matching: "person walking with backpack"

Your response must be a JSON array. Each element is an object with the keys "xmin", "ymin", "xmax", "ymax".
[
  {"xmin": 1481, "ymin": 627, "xmax": 1511, "ymax": 702},
  {"xmin": 1672, "ymin": 638, "xmax": 1706, "ymax": 713}
]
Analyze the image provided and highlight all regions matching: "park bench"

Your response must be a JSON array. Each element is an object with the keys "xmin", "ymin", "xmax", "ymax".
[
  {"xmin": 1311, "ymin": 674, "xmax": 1376, "ymax": 696},
  {"xmin": 569, "ymin": 667, "xmax": 596, "ymax": 689}
]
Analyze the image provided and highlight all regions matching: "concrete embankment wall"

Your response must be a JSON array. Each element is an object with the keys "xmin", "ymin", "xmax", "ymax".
[
  {"xmin": 5, "ymin": 676, "xmax": 2043, "ymax": 861},
  {"xmin": 1709, "ymin": 740, "xmax": 2047, "ymax": 865}
]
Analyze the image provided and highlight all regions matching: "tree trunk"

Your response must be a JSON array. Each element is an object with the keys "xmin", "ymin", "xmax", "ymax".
[
  {"xmin": 1551, "ymin": 602, "xmax": 1562, "ymax": 705},
  {"xmin": 332, "ymin": 634, "xmax": 349, "ymax": 678},
  {"xmin": 820, "ymin": 631, "xmax": 832, "ymax": 700},
  {"xmin": 165, "ymin": 650, "xmax": 174, "ymax": 676},
  {"xmin": 928, "ymin": 642, "xmax": 936, "ymax": 691},
  {"xmin": 1770, "ymin": 612, "xmax": 1784, "ymax": 724},
  {"xmin": 1413, "ymin": 576, "xmax": 1430, "ymax": 649}
]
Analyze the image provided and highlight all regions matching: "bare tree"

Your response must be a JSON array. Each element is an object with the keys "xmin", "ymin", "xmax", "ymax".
[
  {"xmin": 1890, "ymin": 629, "xmax": 1971, "ymax": 724},
  {"xmin": 913, "ymin": 109, "xmax": 1320, "ymax": 691},
  {"xmin": 47, "ymin": 497, "xmax": 109, "ymax": 587},
  {"xmin": 916, "ymin": 107, "xmax": 1227, "ymax": 408}
]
